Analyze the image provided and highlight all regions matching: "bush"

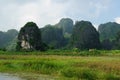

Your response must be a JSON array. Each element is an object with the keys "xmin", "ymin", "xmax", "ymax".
[
  {"xmin": 81, "ymin": 69, "xmax": 97, "ymax": 80},
  {"xmin": 61, "ymin": 68, "xmax": 75, "ymax": 78},
  {"xmin": 79, "ymin": 49, "xmax": 101, "ymax": 56},
  {"xmin": 0, "ymin": 48, "xmax": 6, "ymax": 51},
  {"xmin": 105, "ymin": 74, "xmax": 120, "ymax": 80},
  {"xmin": 22, "ymin": 60, "xmax": 63, "ymax": 74},
  {"xmin": 61, "ymin": 68, "xmax": 98, "ymax": 80}
]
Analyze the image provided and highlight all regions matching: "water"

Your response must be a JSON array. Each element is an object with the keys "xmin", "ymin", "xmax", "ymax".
[
  {"xmin": 0, "ymin": 73, "xmax": 22, "ymax": 80},
  {"xmin": 0, "ymin": 73, "xmax": 56, "ymax": 80}
]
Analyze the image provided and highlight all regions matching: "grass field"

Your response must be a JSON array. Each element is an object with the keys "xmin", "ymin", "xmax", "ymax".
[{"xmin": 0, "ymin": 50, "xmax": 120, "ymax": 80}]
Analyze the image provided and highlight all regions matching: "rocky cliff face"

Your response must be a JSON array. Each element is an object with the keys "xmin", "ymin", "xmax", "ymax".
[
  {"xmin": 17, "ymin": 22, "xmax": 42, "ymax": 50},
  {"xmin": 21, "ymin": 39, "xmax": 31, "ymax": 49}
]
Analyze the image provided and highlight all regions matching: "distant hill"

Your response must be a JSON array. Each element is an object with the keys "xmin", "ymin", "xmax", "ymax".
[
  {"xmin": 55, "ymin": 18, "xmax": 73, "ymax": 38},
  {"xmin": 3, "ymin": 19, "xmax": 120, "ymax": 51},
  {"xmin": 41, "ymin": 24, "xmax": 66, "ymax": 49},
  {"xmin": 98, "ymin": 22, "xmax": 120, "ymax": 41},
  {"xmin": 0, "ymin": 29, "xmax": 18, "ymax": 49},
  {"xmin": 41, "ymin": 18, "xmax": 73, "ymax": 49}
]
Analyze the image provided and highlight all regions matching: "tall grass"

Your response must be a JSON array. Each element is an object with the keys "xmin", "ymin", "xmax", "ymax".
[{"xmin": 0, "ymin": 54, "xmax": 119, "ymax": 80}]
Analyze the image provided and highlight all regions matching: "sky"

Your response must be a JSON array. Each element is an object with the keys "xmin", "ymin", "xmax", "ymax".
[{"xmin": 0, "ymin": 0, "xmax": 120, "ymax": 31}]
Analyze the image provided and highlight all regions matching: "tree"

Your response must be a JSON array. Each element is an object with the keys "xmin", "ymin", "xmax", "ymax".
[
  {"xmin": 101, "ymin": 39, "xmax": 113, "ymax": 50},
  {"xmin": 113, "ymin": 31, "xmax": 120, "ymax": 49},
  {"xmin": 71, "ymin": 21, "xmax": 101, "ymax": 50}
]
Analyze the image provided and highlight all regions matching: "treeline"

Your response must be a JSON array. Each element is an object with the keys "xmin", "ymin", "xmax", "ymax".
[{"xmin": 1, "ymin": 18, "xmax": 120, "ymax": 51}]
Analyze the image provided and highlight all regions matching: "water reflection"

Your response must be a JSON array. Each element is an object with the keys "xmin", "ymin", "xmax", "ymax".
[
  {"xmin": 0, "ymin": 73, "xmax": 22, "ymax": 80},
  {"xmin": 0, "ymin": 73, "xmax": 56, "ymax": 80}
]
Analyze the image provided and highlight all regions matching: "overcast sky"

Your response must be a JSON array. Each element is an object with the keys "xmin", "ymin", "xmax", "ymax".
[{"xmin": 0, "ymin": 0, "xmax": 120, "ymax": 31}]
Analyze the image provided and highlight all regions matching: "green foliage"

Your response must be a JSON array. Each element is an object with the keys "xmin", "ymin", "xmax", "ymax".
[
  {"xmin": 101, "ymin": 39, "xmax": 113, "ymax": 50},
  {"xmin": 0, "ymin": 48, "xmax": 6, "ymax": 51},
  {"xmin": 61, "ymin": 68, "xmax": 98, "ymax": 80},
  {"xmin": 16, "ymin": 42, "xmax": 22, "ymax": 51},
  {"xmin": 78, "ymin": 49, "xmax": 101, "ymax": 56},
  {"xmin": 71, "ymin": 21, "xmax": 101, "ymax": 50},
  {"xmin": 113, "ymin": 31, "xmax": 120, "ymax": 49},
  {"xmin": 6, "ymin": 37, "xmax": 18, "ymax": 51},
  {"xmin": 105, "ymin": 74, "xmax": 120, "ymax": 80}
]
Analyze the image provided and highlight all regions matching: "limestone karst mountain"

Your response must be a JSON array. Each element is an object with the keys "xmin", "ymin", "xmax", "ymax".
[
  {"xmin": 98, "ymin": 22, "xmax": 120, "ymax": 41},
  {"xmin": 17, "ymin": 22, "xmax": 43, "ymax": 51},
  {"xmin": 71, "ymin": 21, "xmax": 101, "ymax": 49}
]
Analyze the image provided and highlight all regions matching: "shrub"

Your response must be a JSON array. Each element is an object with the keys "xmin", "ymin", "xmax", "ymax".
[
  {"xmin": 61, "ymin": 68, "xmax": 98, "ymax": 80},
  {"xmin": 105, "ymin": 74, "xmax": 120, "ymax": 80}
]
